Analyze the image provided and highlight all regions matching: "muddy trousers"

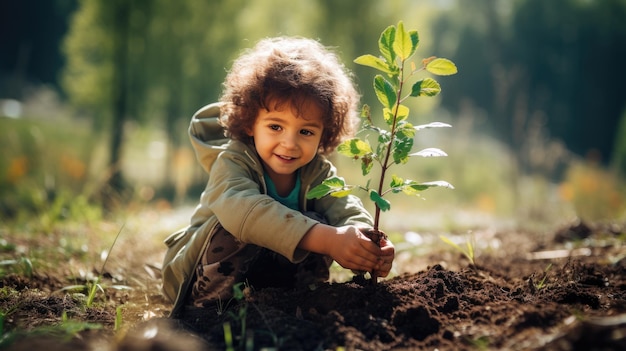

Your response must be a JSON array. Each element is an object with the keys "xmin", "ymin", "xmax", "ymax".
[{"xmin": 189, "ymin": 219, "xmax": 332, "ymax": 308}]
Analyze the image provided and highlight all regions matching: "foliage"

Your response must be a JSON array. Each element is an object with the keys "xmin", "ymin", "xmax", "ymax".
[
  {"xmin": 431, "ymin": 0, "xmax": 626, "ymax": 167},
  {"xmin": 0, "ymin": 117, "xmax": 102, "ymax": 225},
  {"xmin": 6, "ymin": 1, "xmax": 626, "ymax": 207},
  {"xmin": 307, "ymin": 21, "xmax": 457, "ymax": 231},
  {"xmin": 558, "ymin": 161, "xmax": 626, "ymax": 222},
  {"xmin": 59, "ymin": 0, "xmax": 392, "ymax": 195}
]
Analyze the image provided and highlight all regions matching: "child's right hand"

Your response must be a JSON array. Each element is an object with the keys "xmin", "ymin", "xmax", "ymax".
[
  {"xmin": 324, "ymin": 225, "xmax": 388, "ymax": 273},
  {"xmin": 299, "ymin": 223, "xmax": 391, "ymax": 274}
]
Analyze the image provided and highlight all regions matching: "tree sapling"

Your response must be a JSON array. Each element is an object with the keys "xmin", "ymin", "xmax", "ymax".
[{"xmin": 307, "ymin": 21, "xmax": 457, "ymax": 282}]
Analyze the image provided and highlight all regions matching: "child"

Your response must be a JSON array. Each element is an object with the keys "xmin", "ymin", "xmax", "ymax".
[{"xmin": 161, "ymin": 36, "xmax": 395, "ymax": 317}]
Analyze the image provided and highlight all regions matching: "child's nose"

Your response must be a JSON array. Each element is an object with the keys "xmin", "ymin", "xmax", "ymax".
[{"xmin": 280, "ymin": 132, "xmax": 298, "ymax": 148}]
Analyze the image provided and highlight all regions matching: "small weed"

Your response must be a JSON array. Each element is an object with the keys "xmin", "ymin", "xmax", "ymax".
[
  {"xmin": 0, "ymin": 309, "xmax": 102, "ymax": 348},
  {"xmin": 224, "ymin": 322, "xmax": 234, "ymax": 351},
  {"xmin": 226, "ymin": 282, "xmax": 249, "ymax": 349},
  {"xmin": 468, "ymin": 335, "xmax": 490, "ymax": 350},
  {"xmin": 114, "ymin": 305, "xmax": 123, "ymax": 331},
  {"xmin": 440, "ymin": 233, "xmax": 476, "ymax": 265},
  {"xmin": 0, "ymin": 304, "xmax": 18, "ymax": 340},
  {"xmin": 58, "ymin": 224, "xmax": 131, "ymax": 307},
  {"xmin": 221, "ymin": 282, "xmax": 280, "ymax": 351},
  {"xmin": 534, "ymin": 263, "xmax": 553, "ymax": 291},
  {"xmin": 0, "ymin": 257, "xmax": 33, "ymax": 278}
]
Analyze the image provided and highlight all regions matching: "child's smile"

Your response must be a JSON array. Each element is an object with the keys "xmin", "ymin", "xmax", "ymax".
[{"xmin": 249, "ymin": 101, "xmax": 324, "ymax": 191}]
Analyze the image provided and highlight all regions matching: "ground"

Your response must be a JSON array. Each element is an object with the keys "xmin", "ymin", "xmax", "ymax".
[{"xmin": 1, "ymin": 208, "xmax": 625, "ymax": 350}]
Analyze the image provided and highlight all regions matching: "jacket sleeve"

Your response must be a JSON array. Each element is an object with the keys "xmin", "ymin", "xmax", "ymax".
[{"xmin": 204, "ymin": 149, "xmax": 316, "ymax": 263}]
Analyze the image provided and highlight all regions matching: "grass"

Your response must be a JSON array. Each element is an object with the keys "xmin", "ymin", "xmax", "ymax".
[
  {"xmin": 533, "ymin": 263, "xmax": 553, "ymax": 291},
  {"xmin": 0, "ymin": 198, "xmax": 172, "ymax": 348},
  {"xmin": 0, "ymin": 312, "xmax": 103, "ymax": 348},
  {"xmin": 439, "ymin": 233, "xmax": 476, "ymax": 265}
]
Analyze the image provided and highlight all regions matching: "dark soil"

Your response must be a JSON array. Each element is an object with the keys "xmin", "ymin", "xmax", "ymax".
[
  {"xmin": 178, "ymin": 260, "xmax": 626, "ymax": 350},
  {"xmin": 2, "ymin": 219, "xmax": 626, "ymax": 350}
]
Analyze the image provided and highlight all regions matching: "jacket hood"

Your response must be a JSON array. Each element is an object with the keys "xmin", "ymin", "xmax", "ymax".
[{"xmin": 188, "ymin": 102, "xmax": 230, "ymax": 174}]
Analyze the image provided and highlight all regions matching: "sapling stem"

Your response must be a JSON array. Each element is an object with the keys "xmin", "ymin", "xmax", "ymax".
[
  {"xmin": 374, "ymin": 55, "xmax": 407, "ymax": 234},
  {"xmin": 307, "ymin": 21, "xmax": 457, "ymax": 285}
]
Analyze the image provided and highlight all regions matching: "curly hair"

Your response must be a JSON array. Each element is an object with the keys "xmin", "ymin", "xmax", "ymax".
[{"xmin": 219, "ymin": 36, "xmax": 360, "ymax": 155}]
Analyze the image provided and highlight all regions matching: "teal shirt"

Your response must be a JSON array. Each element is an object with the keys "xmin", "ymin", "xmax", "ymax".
[{"xmin": 263, "ymin": 172, "xmax": 301, "ymax": 211}]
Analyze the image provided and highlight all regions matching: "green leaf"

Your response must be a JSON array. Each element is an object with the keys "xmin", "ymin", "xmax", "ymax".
[
  {"xmin": 337, "ymin": 138, "xmax": 372, "ymax": 157},
  {"xmin": 398, "ymin": 180, "xmax": 454, "ymax": 196},
  {"xmin": 360, "ymin": 104, "xmax": 370, "ymax": 119},
  {"xmin": 392, "ymin": 178, "xmax": 418, "ymax": 195},
  {"xmin": 425, "ymin": 58, "xmax": 458, "ymax": 76},
  {"xmin": 410, "ymin": 148, "xmax": 448, "ymax": 157},
  {"xmin": 382, "ymin": 108, "xmax": 394, "ymax": 125},
  {"xmin": 392, "ymin": 136, "xmax": 414, "ymax": 164},
  {"xmin": 374, "ymin": 75, "xmax": 397, "ymax": 109},
  {"xmin": 414, "ymin": 121, "xmax": 452, "ymax": 130},
  {"xmin": 410, "ymin": 78, "xmax": 441, "ymax": 97},
  {"xmin": 323, "ymin": 176, "xmax": 347, "ymax": 188},
  {"xmin": 383, "ymin": 104, "xmax": 410, "ymax": 126},
  {"xmin": 421, "ymin": 180, "xmax": 455, "ymax": 189},
  {"xmin": 330, "ymin": 188, "xmax": 354, "ymax": 198},
  {"xmin": 396, "ymin": 122, "xmax": 416, "ymax": 139},
  {"xmin": 393, "ymin": 21, "xmax": 419, "ymax": 61},
  {"xmin": 395, "ymin": 104, "xmax": 410, "ymax": 122},
  {"xmin": 369, "ymin": 190, "xmax": 391, "ymax": 211},
  {"xmin": 306, "ymin": 176, "xmax": 347, "ymax": 199},
  {"xmin": 403, "ymin": 182, "xmax": 430, "ymax": 195},
  {"xmin": 390, "ymin": 174, "xmax": 404, "ymax": 189},
  {"xmin": 439, "ymin": 235, "xmax": 465, "ymax": 254},
  {"xmin": 354, "ymin": 54, "xmax": 395, "ymax": 75},
  {"xmin": 377, "ymin": 129, "xmax": 391, "ymax": 144},
  {"xmin": 378, "ymin": 25, "xmax": 396, "ymax": 64}
]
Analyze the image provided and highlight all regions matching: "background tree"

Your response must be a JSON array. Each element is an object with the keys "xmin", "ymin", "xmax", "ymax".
[
  {"xmin": 0, "ymin": 0, "xmax": 76, "ymax": 99},
  {"xmin": 432, "ymin": 0, "xmax": 626, "ymax": 174},
  {"xmin": 63, "ymin": 0, "xmax": 153, "ymax": 205}
]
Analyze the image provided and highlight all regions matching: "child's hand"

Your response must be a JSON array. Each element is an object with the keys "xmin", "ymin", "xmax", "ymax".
[
  {"xmin": 299, "ymin": 224, "xmax": 393, "ymax": 274},
  {"xmin": 326, "ymin": 226, "xmax": 387, "ymax": 273},
  {"xmin": 373, "ymin": 235, "xmax": 395, "ymax": 278}
]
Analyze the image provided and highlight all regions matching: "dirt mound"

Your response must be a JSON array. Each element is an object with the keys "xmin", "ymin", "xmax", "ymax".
[{"xmin": 178, "ymin": 259, "xmax": 626, "ymax": 350}]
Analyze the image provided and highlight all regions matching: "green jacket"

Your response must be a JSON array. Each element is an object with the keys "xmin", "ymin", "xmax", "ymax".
[{"xmin": 161, "ymin": 103, "xmax": 374, "ymax": 316}]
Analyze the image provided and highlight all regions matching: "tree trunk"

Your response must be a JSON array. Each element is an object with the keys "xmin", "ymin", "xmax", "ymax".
[{"xmin": 104, "ymin": 0, "xmax": 131, "ymax": 207}]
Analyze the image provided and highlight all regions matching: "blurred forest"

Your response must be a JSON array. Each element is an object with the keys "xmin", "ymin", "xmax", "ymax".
[{"xmin": 1, "ymin": 0, "xmax": 626, "ymax": 228}]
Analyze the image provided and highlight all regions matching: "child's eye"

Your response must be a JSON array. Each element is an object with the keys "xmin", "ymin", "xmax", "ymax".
[
  {"xmin": 300, "ymin": 129, "xmax": 314, "ymax": 136},
  {"xmin": 269, "ymin": 124, "xmax": 281, "ymax": 131}
]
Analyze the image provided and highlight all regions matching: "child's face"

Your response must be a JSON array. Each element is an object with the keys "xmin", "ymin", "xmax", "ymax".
[{"xmin": 248, "ymin": 100, "xmax": 324, "ymax": 183}]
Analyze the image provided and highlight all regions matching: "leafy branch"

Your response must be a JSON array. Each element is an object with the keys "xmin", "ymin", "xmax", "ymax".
[{"xmin": 307, "ymin": 21, "xmax": 457, "ymax": 235}]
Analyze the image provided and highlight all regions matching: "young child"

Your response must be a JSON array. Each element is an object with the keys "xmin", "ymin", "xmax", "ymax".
[{"xmin": 161, "ymin": 36, "xmax": 395, "ymax": 316}]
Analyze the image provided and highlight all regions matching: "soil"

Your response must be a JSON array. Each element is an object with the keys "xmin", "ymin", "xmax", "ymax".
[{"xmin": 2, "ymin": 217, "xmax": 626, "ymax": 350}]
